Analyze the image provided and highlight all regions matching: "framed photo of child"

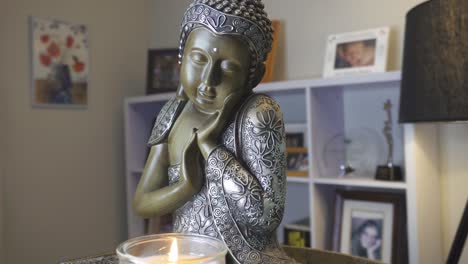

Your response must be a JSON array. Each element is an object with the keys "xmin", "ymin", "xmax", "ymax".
[
  {"xmin": 323, "ymin": 27, "xmax": 390, "ymax": 78},
  {"xmin": 333, "ymin": 190, "xmax": 407, "ymax": 263}
]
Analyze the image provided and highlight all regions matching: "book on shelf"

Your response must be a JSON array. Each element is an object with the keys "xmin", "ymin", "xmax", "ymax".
[{"xmin": 284, "ymin": 218, "xmax": 311, "ymax": 248}]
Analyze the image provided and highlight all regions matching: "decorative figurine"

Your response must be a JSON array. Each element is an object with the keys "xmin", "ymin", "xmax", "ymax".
[
  {"xmin": 375, "ymin": 99, "xmax": 402, "ymax": 181},
  {"xmin": 133, "ymin": 0, "xmax": 297, "ymax": 263},
  {"xmin": 339, "ymin": 137, "xmax": 355, "ymax": 177}
]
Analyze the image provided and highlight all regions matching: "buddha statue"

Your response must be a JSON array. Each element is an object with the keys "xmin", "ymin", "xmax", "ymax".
[{"xmin": 134, "ymin": 0, "xmax": 297, "ymax": 263}]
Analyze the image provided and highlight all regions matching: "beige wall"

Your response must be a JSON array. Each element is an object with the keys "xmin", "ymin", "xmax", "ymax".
[
  {"xmin": 1, "ymin": 0, "xmax": 151, "ymax": 263},
  {"xmin": 440, "ymin": 124, "xmax": 468, "ymax": 261},
  {"xmin": 0, "ymin": 2, "xmax": 7, "ymax": 262},
  {"xmin": 150, "ymin": 0, "xmax": 424, "ymax": 77},
  {"xmin": 150, "ymin": 0, "xmax": 191, "ymax": 49},
  {"xmin": 151, "ymin": 0, "xmax": 468, "ymax": 262}
]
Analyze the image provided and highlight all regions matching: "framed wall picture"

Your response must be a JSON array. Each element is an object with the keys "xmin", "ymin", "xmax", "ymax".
[
  {"xmin": 146, "ymin": 49, "xmax": 180, "ymax": 95},
  {"xmin": 30, "ymin": 17, "xmax": 89, "ymax": 108},
  {"xmin": 333, "ymin": 190, "xmax": 407, "ymax": 263},
  {"xmin": 323, "ymin": 27, "xmax": 390, "ymax": 78}
]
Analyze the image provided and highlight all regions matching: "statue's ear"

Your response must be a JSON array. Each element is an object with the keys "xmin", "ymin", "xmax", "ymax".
[
  {"xmin": 250, "ymin": 63, "xmax": 266, "ymax": 89},
  {"xmin": 176, "ymin": 83, "xmax": 188, "ymax": 100}
]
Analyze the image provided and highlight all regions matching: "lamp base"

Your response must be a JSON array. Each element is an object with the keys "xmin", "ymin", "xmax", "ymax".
[{"xmin": 375, "ymin": 165, "xmax": 403, "ymax": 181}]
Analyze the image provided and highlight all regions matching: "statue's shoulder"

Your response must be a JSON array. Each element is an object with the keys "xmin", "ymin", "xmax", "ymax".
[
  {"xmin": 147, "ymin": 98, "xmax": 186, "ymax": 146},
  {"xmin": 238, "ymin": 93, "xmax": 284, "ymax": 126},
  {"xmin": 236, "ymin": 92, "xmax": 285, "ymax": 162}
]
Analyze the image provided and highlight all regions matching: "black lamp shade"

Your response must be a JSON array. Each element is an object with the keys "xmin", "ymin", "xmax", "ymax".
[{"xmin": 399, "ymin": 0, "xmax": 468, "ymax": 123}]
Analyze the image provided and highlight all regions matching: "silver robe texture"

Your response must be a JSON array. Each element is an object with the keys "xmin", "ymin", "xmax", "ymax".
[{"xmin": 148, "ymin": 94, "xmax": 296, "ymax": 264}]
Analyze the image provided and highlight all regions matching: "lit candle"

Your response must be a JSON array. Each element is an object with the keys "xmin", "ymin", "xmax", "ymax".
[
  {"xmin": 117, "ymin": 233, "xmax": 227, "ymax": 264},
  {"xmin": 169, "ymin": 238, "xmax": 178, "ymax": 262}
]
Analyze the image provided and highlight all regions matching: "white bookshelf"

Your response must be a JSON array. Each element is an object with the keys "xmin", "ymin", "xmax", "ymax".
[{"xmin": 124, "ymin": 71, "xmax": 442, "ymax": 264}]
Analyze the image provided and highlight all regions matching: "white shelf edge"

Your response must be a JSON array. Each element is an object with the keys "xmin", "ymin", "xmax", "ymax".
[
  {"xmin": 255, "ymin": 80, "xmax": 310, "ymax": 93},
  {"xmin": 285, "ymin": 123, "xmax": 308, "ymax": 131},
  {"xmin": 125, "ymin": 92, "xmax": 176, "ymax": 104},
  {"xmin": 306, "ymin": 71, "xmax": 401, "ymax": 89},
  {"xmin": 286, "ymin": 176, "xmax": 310, "ymax": 184},
  {"xmin": 312, "ymin": 177, "xmax": 407, "ymax": 190},
  {"xmin": 124, "ymin": 72, "xmax": 402, "ymax": 103},
  {"xmin": 254, "ymin": 71, "xmax": 401, "ymax": 93}
]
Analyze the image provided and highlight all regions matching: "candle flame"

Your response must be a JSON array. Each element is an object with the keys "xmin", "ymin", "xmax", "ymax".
[{"xmin": 168, "ymin": 237, "xmax": 178, "ymax": 262}]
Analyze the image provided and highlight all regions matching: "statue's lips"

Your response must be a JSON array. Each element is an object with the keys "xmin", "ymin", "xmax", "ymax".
[{"xmin": 197, "ymin": 90, "xmax": 216, "ymax": 103}]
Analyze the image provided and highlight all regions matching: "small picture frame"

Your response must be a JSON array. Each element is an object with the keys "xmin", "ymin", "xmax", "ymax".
[
  {"xmin": 333, "ymin": 190, "xmax": 407, "ymax": 263},
  {"xmin": 286, "ymin": 133, "xmax": 304, "ymax": 148},
  {"xmin": 285, "ymin": 124, "xmax": 308, "ymax": 148},
  {"xmin": 146, "ymin": 49, "xmax": 180, "ymax": 95},
  {"xmin": 323, "ymin": 27, "xmax": 390, "ymax": 78},
  {"xmin": 286, "ymin": 147, "xmax": 308, "ymax": 177}
]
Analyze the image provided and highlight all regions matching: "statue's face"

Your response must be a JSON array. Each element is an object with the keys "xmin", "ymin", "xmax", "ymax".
[{"xmin": 180, "ymin": 27, "xmax": 252, "ymax": 114}]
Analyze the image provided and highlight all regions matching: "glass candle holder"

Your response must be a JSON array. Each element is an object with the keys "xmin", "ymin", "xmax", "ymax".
[{"xmin": 116, "ymin": 233, "xmax": 228, "ymax": 264}]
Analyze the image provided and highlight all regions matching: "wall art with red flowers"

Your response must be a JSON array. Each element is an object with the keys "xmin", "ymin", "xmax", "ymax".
[{"xmin": 30, "ymin": 17, "xmax": 89, "ymax": 107}]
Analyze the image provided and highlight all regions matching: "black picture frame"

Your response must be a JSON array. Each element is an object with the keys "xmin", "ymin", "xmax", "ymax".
[
  {"xmin": 333, "ymin": 190, "xmax": 408, "ymax": 264},
  {"xmin": 146, "ymin": 49, "xmax": 180, "ymax": 95}
]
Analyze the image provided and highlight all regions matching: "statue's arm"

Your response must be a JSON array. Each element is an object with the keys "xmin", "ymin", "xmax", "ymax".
[
  {"xmin": 206, "ymin": 95, "xmax": 287, "ymax": 235},
  {"xmin": 133, "ymin": 98, "xmax": 201, "ymax": 218},
  {"xmin": 207, "ymin": 146, "xmax": 285, "ymax": 235},
  {"xmin": 133, "ymin": 132, "xmax": 203, "ymax": 218}
]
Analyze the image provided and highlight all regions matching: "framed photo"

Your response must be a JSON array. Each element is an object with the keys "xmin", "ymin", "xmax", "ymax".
[
  {"xmin": 333, "ymin": 190, "xmax": 407, "ymax": 263},
  {"xmin": 286, "ymin": 147, "xmax": 308, "ymax": 177},
  {"xmin": 30, "ymin": 17, "xmax": 89, "ymax": 108},
  {"xmin": 323, "ymin": 27, "xmax": 390, "ymax": 78},
  {"xmin": 146, "ymin": 49, "xmax": 180, "ymax": 94},
  {"xmin": 286, "ymin": 133, "xmax": 304, "ymax": 148},
  {"xmin": 285, "ymin": 124, "xmax": 307, "ymax": 148}
]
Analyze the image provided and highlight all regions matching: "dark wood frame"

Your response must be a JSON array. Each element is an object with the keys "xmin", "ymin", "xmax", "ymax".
[
  {"xmin": 146, "ymin": 49, "xmax": 180, "ymax": 95},
  {"xmin": 332, "ymin": 190, "xmax": 408, "ymax": 264}
]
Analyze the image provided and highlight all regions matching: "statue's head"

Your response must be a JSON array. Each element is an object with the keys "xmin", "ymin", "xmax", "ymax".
[{"xmin": 178, "ymin": 0, "xmax": 273, "ymax": 113}]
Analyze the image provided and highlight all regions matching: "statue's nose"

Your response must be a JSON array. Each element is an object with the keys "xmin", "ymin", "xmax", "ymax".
[
  {"xmin": 202, "ymin": 62, "xmax": 221, "ymax": 87},
  {"xmin": 198, "ymin": 85, "xmax": 216, "ymax": 97}
]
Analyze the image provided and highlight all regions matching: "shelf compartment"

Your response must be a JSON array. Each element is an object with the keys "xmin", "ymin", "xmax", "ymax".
[
  {"xmin": 308, "ymin": 80, "xmax": 405, "ymax": 180},
  {"xmin": 312, "ymin": 177, "xmax": 407, "ymax": 190},
  {"xmin": 278, "ymin": 181, "xmax": 310, "ymax": 245},
  {"xmin": 264, "ymin": 89, "xmax": 308, "ymax": 124}
]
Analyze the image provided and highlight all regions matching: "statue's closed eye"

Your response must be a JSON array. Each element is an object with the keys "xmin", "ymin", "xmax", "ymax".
[
  {"xmin": 190, "ymin": 51, "xmax": 208, "ymax": 65},
  {"xmin": 221, "ymin": 60, "xmax": 240, "ymax": 74}
]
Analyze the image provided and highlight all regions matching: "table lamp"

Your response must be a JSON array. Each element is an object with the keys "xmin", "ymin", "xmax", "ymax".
[{"xmin": 399, "ymin": 0, "xmax": 467, "ymax": 263}]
